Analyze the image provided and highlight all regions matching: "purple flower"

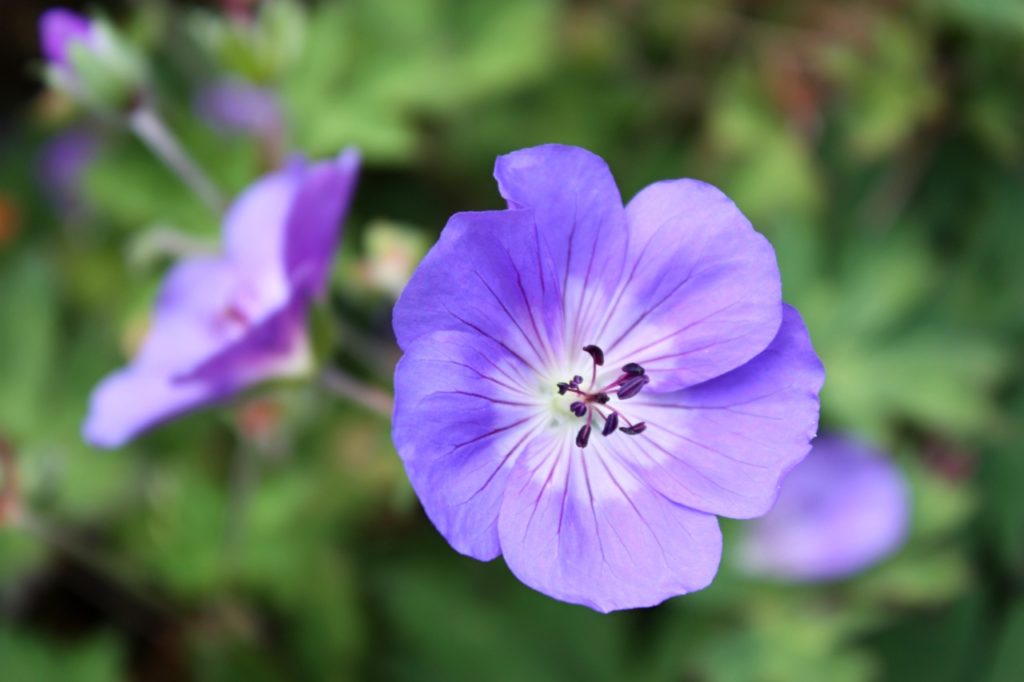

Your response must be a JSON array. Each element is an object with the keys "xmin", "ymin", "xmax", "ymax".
[
  {"xmin": 392, "ymin": 144, "xmax": 824, "ymax": 612},
  {"xmin": 84, "ymin": 149, "xmax": 360, "ymax": 449},
  {"xmin": 38, "ymin": 8, "xmax": 145, "ymax": 112},
  {"xmin": 737, "ymin": 435, "xmax": 909, "ymax": 582},
  {"xmin": 39, "ymin": 8, "xmax": 93, "ymax": 74},
  {"xmin": 195, "ymin": 79, "xmax": 283, "ymax": 139}
]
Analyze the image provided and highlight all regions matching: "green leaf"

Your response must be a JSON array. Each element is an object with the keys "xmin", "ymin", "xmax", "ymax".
[
  {"xmin": 0, "ymin": 253, "xmax": 58, "ymax": 438},
  {"xmin": 0, "ymin": 629, "xmax": 123, "ymax": 682},
  {"xmin": 988, "ymin": 600, "xmax": 1024, "ymax": 682}
]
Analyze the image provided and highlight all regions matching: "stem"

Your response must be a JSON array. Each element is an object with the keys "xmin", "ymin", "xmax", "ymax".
[
  {"xmin": 128, "ymin": 106, "xmax": 226, "ymax": 213},
  {"xmin": 320, "ymin": 367, "xmax": 394, "ymax": 418}
]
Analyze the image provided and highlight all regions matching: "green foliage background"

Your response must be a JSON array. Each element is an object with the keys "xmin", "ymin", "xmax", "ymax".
[{"xmin": 1, "ymin": 0, "xmax": 1023, "ymax": 679}]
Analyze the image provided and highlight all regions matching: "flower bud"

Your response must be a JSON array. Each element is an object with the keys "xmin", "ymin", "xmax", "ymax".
[
  {"xmin": 39, "ymin": 9, "xmax": 146, "ymax": 114},
  {"xmin": 188, "ymin": 0, "xmax": 307, "ymax": 83}
]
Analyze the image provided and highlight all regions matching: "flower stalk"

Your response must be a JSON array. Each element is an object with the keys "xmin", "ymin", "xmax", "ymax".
[
  {"xmin": 128, "ymin": 105, "xmax": 226, "ymax": 213},
  {"xmin": 319, "ymin": 367, "xmax": 394, "ymax": 418}
]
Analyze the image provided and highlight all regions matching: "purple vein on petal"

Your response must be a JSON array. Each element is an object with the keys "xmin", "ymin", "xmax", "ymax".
[
  {"xmin": 638, "ymin": 433, "xmax": 747, "ymax": 498},
  {"xmin": 472, "ymin": 269, "xmax": 550, "ymax": 370},
  {"xmin": 442, "ymin": 304, "xmax": 542, "ymax": 376},
  {"xmin": 444, "ymin": 359, "xmax": 532, "ymax": 397},
  {"xmin": 651, "ymin": 422, "xmax": 772, "ymax": 470},
  {"xmin": 595, "ymin": 452, "xmax": 671, "ymax": 566},
  {"xmin": 615, "ymin": 299, "xmax": 753, "ymax": 365},
  {"xmin": 521, "ymin": 439, "xmax": 564, "ymax": 541},
  {"xmin": 592, "ymin": 208, "xmax": 706, "ymax": 344},
  {"xmin": 602, "ymin": 240, "xmax": 712, "ymax": 356},
  {"xmin": 578, "ymin": 450, "xmax": 608, "ymax": 565},
  {"xmin": 492, "ymin": 237, "xmax": 561, "ymax": 367},
  {"xmin": 451, "ymin": 415, "xmax": 536, "ymax": 452},
  {"xmin": 458, "ymin": 420, "xmax": 545, "ymax": 507},
  {"xmin": 433, "ymin": 390, "xmax": 538, "ymax": 408}
]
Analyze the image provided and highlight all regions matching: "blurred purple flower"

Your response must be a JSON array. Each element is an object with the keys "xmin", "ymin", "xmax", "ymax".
[
  {"xmin": 39, "ymin": 7, "xmax": 145, "ymax": 112},
  {"xmin": 37, "ymin": 128, "xmax": 98, "ymax": 215},
  {"xmin": 84, "ymin": 148, "xmax": 360, "ymax": 448},
  {"xmin": 39, "ymin": 8, "xmax": 93, "ymax": 74},
  {"xmin": 392, "ymin": 144, "xmax": 824, "ymax": 612},
  {"xmin": 195, "ymin": 79, "xmax": 283, "ymax": 139},
  {"xmin": 737, "ymin": 435, "xmax": 909, "ymax": 582}
]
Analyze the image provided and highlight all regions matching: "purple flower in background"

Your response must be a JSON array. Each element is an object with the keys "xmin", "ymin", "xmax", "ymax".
[
  {"xmin": 737, "ymin": 435, "xmax": 909, "ymax": 582},
  {"xmin": 84, "ymin": 149, "xmax": 360, "ymax": 448},
  {"xmin": 195, "ymin": 79, "xmax": 283, "ymax": 139},
  {"xmin": 37, "ymin": 128, "xmax": 99, "ymax": 215},
  {"xmin": 39, "ymin": 8, "xmax": 93, "ymax": 76},
  {"xmin": 392, "ymin": 144, "xmax": 824, "ymax": 612}
]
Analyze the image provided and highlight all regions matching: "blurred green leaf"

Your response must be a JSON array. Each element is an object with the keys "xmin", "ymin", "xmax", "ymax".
[
  {"xmin": 0, "ymin": 253, "xmax": 57, "ymax": 439},
  {"xmin": 987, "ymin": 600, "xmax": 1024, "ymax": 682},
  {"xmin": 928, "ymin": 0, "xmax": 1024, "ymax": 36},
  {"xmin": 284, "ymin": 0, "xmax": 556, "ymax": 162},
  {"xmin": 0, "ymin": 629, "xmax": 123, "ymax": 682},
  {"xmin": 373, "ymin": 549, "xmax": 628, "ymax": 682},
  {"xmin": 707, "ymin": 65, "xmax": 823, "ymax": 222},
  {"xmin": 823, "ymin": 18, "xmax": 941, "ymax": 160},
  {"xmin": 869, "ymin": 596, "xmax": 989, "ymax": 682}
]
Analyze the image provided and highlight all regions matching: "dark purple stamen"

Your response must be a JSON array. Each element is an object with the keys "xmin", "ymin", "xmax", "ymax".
[
  {"xmin": 601, "ymin": 412, "xmax": 619, "ymax": 436},
  {"xmin": 576, "ymin": 423, "xmax": 592, "ymax": 448},
  {"xmin": 622, "ymin": 362, "xmax": 645, "ymax": 377},
  {"xmin": 617, "ymin": 374, "xmax": 650, "ymax": 400},
  {"xmin": 556, "ymin": 347, "xmax": 649, "ymax": 448},
  {"xmin": 582, "ymin": 345, "xmax": 605, "ymax": 366}
]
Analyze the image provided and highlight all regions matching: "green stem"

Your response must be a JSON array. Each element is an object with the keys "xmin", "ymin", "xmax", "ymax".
[
  {"xmin": 129, "ymin": 106, "xmax": 226, "ymax": 213},
  {"xmin": 320, "ymin": 367, "xmax": 394, "ymax": 418}
]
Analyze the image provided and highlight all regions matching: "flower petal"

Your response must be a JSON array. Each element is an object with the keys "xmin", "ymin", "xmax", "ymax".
[
  {"xmin": 393, "ymin": 330, "xmax": 544, "ymax": 560},
  {"xmin": 135, "ymin": 256, "xmax": 243, "ymax": 374},
  {"xmin": 393, "ymin": 209, "xmax": 565, "ymax": 372},
  {"xmin": 618, "ymin": 305, "xmax": 824, "ymax": 519},
  {"xmin": 284, "ymin": 148, "xmax": 360, "ymax": 298},
  {"xmin": 82, "ymin": 368, "xmax": 229, "ymax": 449},
  {"xmin": 183, "ymin": 299, "xmax": 312, "ymax": 385},
  {"xmin": 494, "ymin": 144, "xmax": 631, "ymax": 357},
  {"xmin": 601, "ymin": 179, "xmax": 782, "ymax": 392},
  {"xmin": 195, "ymin": 79, "xmax": 283, "ymax": 137},
  {"xmin": 39, "ymin": 9, "xmax": 92, "ymax": 69},
  {"xmin": 737, "ymin": 436, "xmax": 909, "ymax": 581},
  {"xmin": 497, "ymin": 433, "xmax": 722, "ymax": 612},
  {"xmin": 222, "ymin": 159, "xmax": 305, "ymax": 301},
  {"xmin": 85, "ymin": 315, "xmax": 309, "ymax": 449}
]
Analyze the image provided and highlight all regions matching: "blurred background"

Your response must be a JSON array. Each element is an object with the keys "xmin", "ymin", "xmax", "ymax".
[{"xmin": 1, "ymin": 0, "xmax": 1023, "ymax": 679}]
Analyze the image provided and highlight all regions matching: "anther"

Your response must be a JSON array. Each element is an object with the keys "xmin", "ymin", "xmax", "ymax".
[
  {"xmin": 601, "ymin": 412, "xmax": 619, "ymax": 436},
  {"xmin": 620, "ymin": 422, "xmax": 647, "ymax": 435},
  {"xmin": 582, "ymin": 345, "xmax": 605, "ymax": 366},
  {"xmin": 569, "ymin": 401, "xmax": 587, "ymax": 417},
  {"xmin": 594, "ymin": 392, "xmax": 610, "ymax": 404},
  {"xmin": 617, "ymin": 374, "xmax": 650, "ymax": 400},
  {"xmin": 576, "ymin": 423, "xmax": 592, "ymax": 448},
  {"xmin": 557, "ymin": 382, "xmax": 570, "ymax": 395},
  {"xmin": 622, "ymin": 362, "xmax": 645, "ymax": 377},
  {"xmin": 571, "ymin": 375, "xmax": 584, "ymax": 387}
]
